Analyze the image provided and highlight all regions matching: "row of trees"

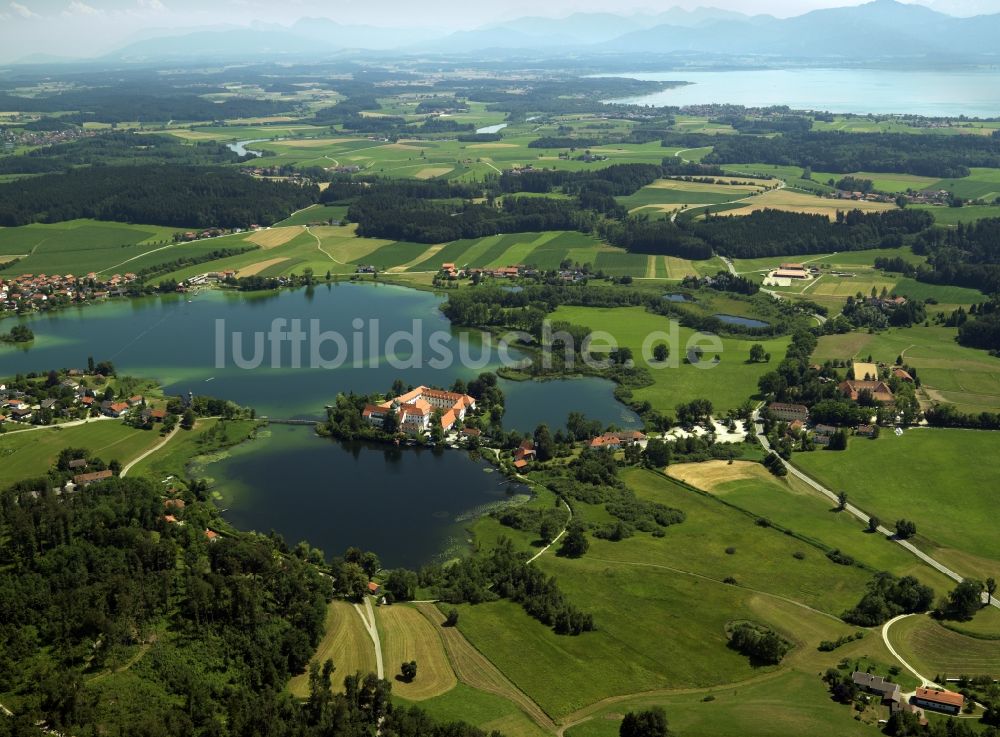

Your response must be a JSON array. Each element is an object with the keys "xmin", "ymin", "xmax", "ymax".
[
  {"xmin": 689, "ymin": 208, "xmax": 934, "ymax": 259},
  {"xmin": 702, "ymin": 130, "xmax": 1000, "ymax": 178}
]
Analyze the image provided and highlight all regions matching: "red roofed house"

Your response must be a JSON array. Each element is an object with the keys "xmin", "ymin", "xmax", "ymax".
[
  {"xmin": 367, "ymin": 581, "xmax": 381, "ymax": 595},
  {"xmin": 104, "ymin": 402, "xmax": 131, "ymax": 418},
  {"xmin": 588, "ymin": 431, "xmax": 647, "ymax": 450},
  {"xmin": 912, "ymin": 687, "xmax": 964, "ymax": 715},
  {"xmin": 513, "ymin": 459, "xmax": 528, "ymax": 470},
  {"xmin": 893, "ymin": 368, "xmax": 914, "ymax": 383},
  {"xmin": 838, "ymin": 380, "xmax": 895, "ymax": 404},
  {"xmin": 514, "ymin": 439, "xmax": 536, "ymax": 463},
  {"xmin": 204, "ymin": 529, "xmax": 220, "ymax": 542}
]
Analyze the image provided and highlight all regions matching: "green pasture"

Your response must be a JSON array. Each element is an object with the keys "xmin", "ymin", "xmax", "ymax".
[
  {"xmin": 0, "ymin": 220, "xmax": 186, "ymax": 276},
  {"xmin": 915, "ymin": 203, "xmax": 1000, "ymax": 225},
  {"xmin": 0, "ymin": 421, "xmax": 164, "ymax": 486},
  {"xmin": 794, "ymin": 429, "xmax": 1000, "ymax": 580},
  {"xmin": 931, "ymin": 167, "xmax": 1000, "ymax": 201},
  {"xmin": 549, "ymin": 305, "xmax": 790, "ymax": 413}
]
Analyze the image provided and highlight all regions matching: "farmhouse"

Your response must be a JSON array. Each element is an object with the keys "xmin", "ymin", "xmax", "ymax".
[
  {"xmin": 363, "ymin": 386, "xmax": 476, "ymax": 434},
  {"xmin": 774, "ymin": 268, "xmax": 810, "ymax": 280},
  {"xmin": 514, "ymin": 440, "xmax": 536, "ymax": 463},
  {"xmin": 893, "ymin": 367, "xmax": 914, "ymax": 383},
  {"xmin": 839, "ymin": 379, "xmax": 895, "ymax": 404},
  {"xmin": 852, "ymin": 672, "xmax": 901, "ymax": 707},
  {"xmin": 767, "ymin": 402, "xmax": 809, "ymax": 423},
  {"xmin": 911, "ymin": 687, "xmax": 964, "ymax": 715}
]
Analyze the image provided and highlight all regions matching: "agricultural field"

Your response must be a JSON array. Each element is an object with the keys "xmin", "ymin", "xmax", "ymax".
[
  {"xmin": 414, "ymin": 683, "xmax": 550, "ymax": 737},
  {"xmin": 453, "ymin": 468, "xmax": 888, "ymax": 721},
  {"xmin": 287, "ymin": 601, "xmax": 377, "ymax": 697},
  {"xmin": 666, "ymin": 461, "xmax": 955, "ymax": 591},
  {"xmin": 0, "ymin": 420, "xmax": 165, "ymax": 486},
  {"xmin": 548, "ymin": 304, "xmax": 791, "ymax": 413},
  {"xmin": 732, "ymin": 247, "xmax": 926, "ymax": 276},
  {"xmin": 716, "ymin": 189, "xmax": 895, "ymax": 220},
  {"xmin": 376, "ymin": 604, "xmax": 457, "ymax": 700},
  {"xmin": 0, "ymin": 219, "xmax": 187, "ymax": 276},
  {"xmin": 914, "ymin": 203, "xmax": 1000, "ymax": 226},
  {"xmin": 886, "ymin": 614, "xmax": 1000, "ymax": 679},
  {"xmin": 814, "ymin": 324, "xmax": 1000, "ymax": 414},
  {"xmin": 561, "ymin": 671, "xmax": 877, "ymax": 737},
  {"xmin": 932, "ymin": 167, "xmax": 1000, "ymax": 201},
  {"xmin": 274, "ymin": 204, "xmax": 348, "ymax": 227},
  {"xmin": 617, "ymin": 178, "xmax": 769, "ymax": 215},
  {"xmin": 794, "ymin": 429, "xmax": 1000, "ymax": 580},
  {"xmin": 810, "ymin": 170, "xmax": 942, "ymax": 193}
]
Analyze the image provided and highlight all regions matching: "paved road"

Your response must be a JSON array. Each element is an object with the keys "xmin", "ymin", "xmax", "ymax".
[
  {"xmin": 5, "ymin": 415, "xmax": 116, "ymax": 434},
  {"xmin": 355, "ymin": 596, "xmax": 384, "ymax": 679},
  {"xmin": 753, "ymin": 412, "xmax": 998, "ymax": 609},
  {"xmin": 120, "ymin": 425, "xmax": 179, "ymax": 477}
]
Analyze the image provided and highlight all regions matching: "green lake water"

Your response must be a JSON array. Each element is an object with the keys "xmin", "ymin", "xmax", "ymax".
[{"xmin": 0, "ymin": 283, "xmax": 639, "ymax": 564}]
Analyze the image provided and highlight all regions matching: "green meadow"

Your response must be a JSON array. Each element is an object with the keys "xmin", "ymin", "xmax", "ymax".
[
  {"xmin": 794, "ymin": 429, "xmax": 1000, "ymax": 580},
  {"xmin": 0, "ymin": 421, "xmax": 164, "ymax": 487},
  {"xmin": 668, "ymin": 462, "xmax": 955, "ymax": 592},
  {"xmin": 549, "ymin": 304, "xmax": 790, "ymax": 413},
  {"xmin": 457, "ymin": 468, "xmax": 880, "ymax": 720}
]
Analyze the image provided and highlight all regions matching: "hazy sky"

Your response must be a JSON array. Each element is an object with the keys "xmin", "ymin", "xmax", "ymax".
[{"xmin": 1, "ymin": 0, "xmax": 998, "ymax": 63}]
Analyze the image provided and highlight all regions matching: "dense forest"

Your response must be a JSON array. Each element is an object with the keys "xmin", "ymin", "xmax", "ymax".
[
  {"xmin": 700, "ymin": 130, "xmax": 1000, "ymax": 178},
  {"xmin": 0, "ymin": 132, "xmax": 247, "ymax": 175},
  {"xmin": 689, "ymin": 208, "xmax": 934, "ymax": 258},
  {"xmin": 912, "ymin": 217, "xmax": 1000, "ymax": 293},
  {"xmin": 0, "ymin": 165, "xmax": 318, "ymax": 228},
  {"xmin": 0, "ymin": 475, "xmax": 501, "ymax": 736},
  {"xmin": 0, "ymin": 90, "xmax": 293, "ymax": 124},
  {"xmin": 349, "ymin": 195, "xmax": 593, "ymax": 243}
]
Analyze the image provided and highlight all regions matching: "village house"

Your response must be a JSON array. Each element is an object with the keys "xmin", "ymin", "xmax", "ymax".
[
  {"xmin": 362, "ymin": 386, "xmax": 476, "ymax": 434},
  {"xmin": 911, "ymin": 687, "xmax": 964, "ymax": 715},
  {"xmin": 588, "ymin": 430, "xmax": 647, "ymax": 450},
  {"xmin": 767, "ymin": 402, "xmax": 809, "ymax": 423},
  {"xmin": 514, "ymin": 439, "xmax": 536, "ymax": 463},
  {"xmin": 103, "ymin": 402, "xmax": 131, "ymax": 418},
  {"xmin": 851, "ymin": 672, "xmax": 901, "ymax": 708}
]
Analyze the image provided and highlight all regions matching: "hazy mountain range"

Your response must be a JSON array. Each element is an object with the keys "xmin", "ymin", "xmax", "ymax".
[{"xmin": 69, "ymin": 1, "xmax": 1000, "ymax": 64}]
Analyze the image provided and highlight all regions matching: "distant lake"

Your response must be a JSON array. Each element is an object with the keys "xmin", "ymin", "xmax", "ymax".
[{"xmin": 604, "ymin": 69, "xmax": 1000, "ymax": 117}]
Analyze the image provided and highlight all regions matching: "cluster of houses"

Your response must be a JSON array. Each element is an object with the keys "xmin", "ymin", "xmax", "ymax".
[
  {"xmin": 768, "ymin": 360, "xmax": 917, "ymax": 443},
  {"xmin": 0, "ymin": 272, "xmax": 139, "ymax": 313},
  {"xmin": 587, "ymin": 430, "xmax": 648, "ymax": 450},
  {"xmin": 851, "ymin": 671, "xmax": 965, "ymax": 719},
  {"xmin": 437, "ymin": 262, "xmax": 589, "ymax": 283},
  {"xmin": 1, "ymin": 125, "xmax": 95, "ymax": 149},
  {"xmin": 0, "ymin": 380, "xmax": 167, "ymax": 426},
  {"xmin": 362, "ymin": 385, "xmax": 477, "ymax": 435}
]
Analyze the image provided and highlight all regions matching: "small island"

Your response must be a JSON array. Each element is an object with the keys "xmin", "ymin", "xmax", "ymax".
[{"xmin": 0, "ymin": 324, "xmax": 33, "ymax": 343}]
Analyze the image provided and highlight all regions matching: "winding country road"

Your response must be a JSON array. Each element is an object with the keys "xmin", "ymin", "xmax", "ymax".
[
  {"xmin": 753, "ymin": 411, "xmax": 998, "ymax": 609},
  {"xmin": 120, "ymin": 425, "xmax": 179, "ymax": 477}
]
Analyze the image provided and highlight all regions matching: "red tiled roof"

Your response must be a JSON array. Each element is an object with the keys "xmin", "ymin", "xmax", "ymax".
[
  {"xmin": 74, "ymin": 469, "xmax": 113, "ymax": 484},
  {"xmin": 914, "ymin": 688, "xmax": 964, "ymax": 708}
]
